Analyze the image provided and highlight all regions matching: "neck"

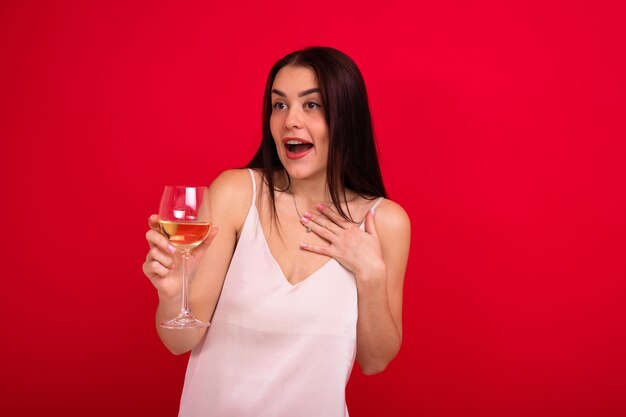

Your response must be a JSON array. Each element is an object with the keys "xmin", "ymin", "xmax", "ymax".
[
  {"xmin": 276, "ymin": 171, "xmax": 332, "ymax": 209},
  {"xmin": 290, "ymin": 179, "xmax": 329, "ymax": 202}
]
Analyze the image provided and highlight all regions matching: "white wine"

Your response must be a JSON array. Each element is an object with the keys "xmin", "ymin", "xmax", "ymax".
[{"xmin": 159, "ymin": 220, "xmax": 211, "ymax": 250}]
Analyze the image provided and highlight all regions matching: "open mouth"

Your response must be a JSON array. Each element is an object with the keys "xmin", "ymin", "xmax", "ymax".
[{"xmin": 284, "ymin": 139, "xmax": 314, "ymax": 156}]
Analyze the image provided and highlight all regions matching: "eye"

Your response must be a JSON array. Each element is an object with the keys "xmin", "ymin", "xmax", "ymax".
[
  {"xmin": 305, "ymin": 101, "xmax": 321, "ymax": 110},
  {"xmin": 273, "ymin": 102, "xmax": 287, "ymax": 110}
]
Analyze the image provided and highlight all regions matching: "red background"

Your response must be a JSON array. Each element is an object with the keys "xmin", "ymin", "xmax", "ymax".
[{"xmin": 1, "ymin": 1, "xmax": 625, "ymax": 416}]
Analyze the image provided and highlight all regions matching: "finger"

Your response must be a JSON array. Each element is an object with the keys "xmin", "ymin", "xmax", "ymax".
[
  {"xmin": 316, "ymin": 204, "xmax": 352, "ymax": 228},
  {"xmin": 301, "ymin": 217, "xmax": 335, "ymax": 241},
  {"xmin": 146, "ymin": 229, "xmax": 176, "ymax": 253},
  {"xmin": 300, "ymin": 241, "xmax": 334, "ymax": 257},
  {"xmin": 304, "ymin": 212, "xmax": 339, "ymax": 235},
  {"xmin": 364, "ymin": 209, "xmax": 379, "ymax": 238},
  {"xmin": 148, "ymin": 214, "xmax": 161, "ymax": 231},
  {"xmin": 143, "ymin": 259, "xmax": 171, "ymax": 278},
  {"xmin": 148, "ymin": 246, "xmax": 175, "ymax": 269}
]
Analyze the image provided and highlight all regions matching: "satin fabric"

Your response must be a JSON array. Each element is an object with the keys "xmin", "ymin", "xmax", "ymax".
[{"xmin": 179, "ymin": 170, "xmax": 381, "ymax": 417}]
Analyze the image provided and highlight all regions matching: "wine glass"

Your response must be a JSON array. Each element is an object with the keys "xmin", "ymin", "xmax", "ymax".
[{"xmin": 158, "ymin": 186, "xmax": 212, "ymax": 329}]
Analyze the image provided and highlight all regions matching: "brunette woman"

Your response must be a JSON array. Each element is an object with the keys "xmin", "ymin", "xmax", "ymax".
[{"xmin": 143, "ymin": 46, "xmax": 410, "ymax": 417}]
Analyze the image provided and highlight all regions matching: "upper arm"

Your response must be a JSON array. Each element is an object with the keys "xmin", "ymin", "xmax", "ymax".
[
  {"xmin": 375, "ymin": 200, "xmax": 411, "ymax": 338},
  {"xmin": 208, "ymin": 168, "xmax": 254, "ymax": 236},
  {"xmin": 190, "ymin": 169, "xmax": 253, "ymax": 321}
]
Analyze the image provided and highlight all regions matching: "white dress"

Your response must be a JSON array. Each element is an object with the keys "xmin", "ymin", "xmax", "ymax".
[{"xmin": 179, "ymin": 169, "xmax": 383, "ymax": 417}]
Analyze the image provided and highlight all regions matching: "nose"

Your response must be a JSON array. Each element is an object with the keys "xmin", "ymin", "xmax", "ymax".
[{"xmin": 285, "ymin": 106, "xmax": 303, "ymax": 129}]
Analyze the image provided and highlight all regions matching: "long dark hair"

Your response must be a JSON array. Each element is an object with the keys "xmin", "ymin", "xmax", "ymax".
[{"xmin": 246, "ymin": 46, "xmax": 386, "ymax": 221}]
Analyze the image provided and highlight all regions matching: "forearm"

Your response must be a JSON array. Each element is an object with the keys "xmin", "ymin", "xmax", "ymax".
[
  {"xmin": 355, "ymin": 266, "xmax": 402, "ymax": 375},
  {"xmin": 155, "ymin": 294, "xmax": 207, "ymax": 354}
]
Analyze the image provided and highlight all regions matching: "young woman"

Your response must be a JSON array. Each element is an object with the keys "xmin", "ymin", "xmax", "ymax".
[{"xmin": 143, "ymin": 46, "xmax": 411, "ymax": 417}]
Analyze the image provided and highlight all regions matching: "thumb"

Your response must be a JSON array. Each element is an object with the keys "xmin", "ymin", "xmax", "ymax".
[
  {"xmin": 148, "ymin": 214, "xmax": 161, "ymax": 231},
  {"xmin": 364, "ymin": 209, "xmax": 378, "ymax": 238},
  {"xmin": 199, "ymin": 226, "xmax": 219, "ymax": 248}
]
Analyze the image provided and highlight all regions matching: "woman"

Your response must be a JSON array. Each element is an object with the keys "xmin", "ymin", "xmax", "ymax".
[{"xmin": 143, "ymin": 46, "xmax": 411, "ymax": 416}]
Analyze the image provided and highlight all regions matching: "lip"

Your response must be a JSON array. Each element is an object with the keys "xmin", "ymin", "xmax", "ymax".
[
  {"xmin": 282, "ymin": 137, "xmax": 314, "ymax": 160},
  {"xmin": 282, "ymin": 137, "xmax": 313, "ymax": 145}
]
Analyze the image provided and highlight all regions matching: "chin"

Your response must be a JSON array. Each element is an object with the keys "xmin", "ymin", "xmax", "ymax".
[{"xmin": 280, "ymin": 163, "xmax": 313, "ymax": 178}]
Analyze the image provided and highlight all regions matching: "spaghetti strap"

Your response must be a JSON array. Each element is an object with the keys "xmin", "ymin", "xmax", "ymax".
[
  {"xmin": 359, "ymin": 197, "xmax": 384, "ymax": 228},
  {"xmin": 370, "ymin": 196, "xmax": 384, "ymax": 211},
  {"xmin": 247, "ymin": 168, "xmax": 257, "ymax": 207}
]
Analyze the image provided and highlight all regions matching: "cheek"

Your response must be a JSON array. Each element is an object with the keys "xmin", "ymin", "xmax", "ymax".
[{"xmin": 313, "ymin": 121, "xmax": 330, "ymax": 151}]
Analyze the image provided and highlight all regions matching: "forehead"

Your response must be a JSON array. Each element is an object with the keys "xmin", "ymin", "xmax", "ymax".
[{"xmin": 272, "ymin": 65, "xmax": 319, "ymax": 92}]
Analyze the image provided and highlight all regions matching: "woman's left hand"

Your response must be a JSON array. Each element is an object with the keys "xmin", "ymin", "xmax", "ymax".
[{"xmin": 299, "ymin": 204, "xmax": 386, "ymax": 277}]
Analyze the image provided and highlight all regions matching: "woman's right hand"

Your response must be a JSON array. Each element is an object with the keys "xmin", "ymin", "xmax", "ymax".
[{"xmin": 142, "ymin": 214, "xmax": 218, "ymax": 299}]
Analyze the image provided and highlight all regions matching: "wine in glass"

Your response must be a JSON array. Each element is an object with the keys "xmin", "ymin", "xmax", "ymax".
[{"xmin": 158, "ymin": 186, "xmax": 211, "ymax": 329}]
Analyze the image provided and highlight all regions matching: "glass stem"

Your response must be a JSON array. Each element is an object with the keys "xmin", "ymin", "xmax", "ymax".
[{"xmin": 181, "ymin": 249, "xmax": 192, "ymax": 317}]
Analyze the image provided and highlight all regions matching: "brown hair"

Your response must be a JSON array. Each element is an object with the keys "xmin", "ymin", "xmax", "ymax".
[{"xmin": 247, "ymin": 46, "xmax": 386, "ymax": 221}]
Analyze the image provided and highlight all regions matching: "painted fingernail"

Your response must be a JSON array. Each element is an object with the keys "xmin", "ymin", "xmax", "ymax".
[
  {"xmin": 301, "ymin": 217, "xmax": 309, "ymax": 224},
  {"xmin": 167, "ymin": 244, "xmax": 176, "ymax": 253},
  {"xmin": 300, "ymin": 242, "xmax": 309, "ymax": 248},
  {"xmin": 317, "ymin": 203, "xmax": 326, "ymax": 210},
  {"xmin": 303, "ymin": 211, "xmax": 313, "ymax": 218}
]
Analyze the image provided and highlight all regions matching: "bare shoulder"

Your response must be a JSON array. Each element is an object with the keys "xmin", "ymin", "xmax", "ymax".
[
  {"xmin": 372, "ymin": 198, "xmax": 411, "ymax": 285},
  {"xmin": 209, "ymin": 168, "xmax": 252, "ymax": 193},
  {"xmin": 374, "ymin": 198, "xmax": 411, "ymax": 235},
  {"xmin": 209, "ymin": 169, "xmax": 255, "ymax": 233}
]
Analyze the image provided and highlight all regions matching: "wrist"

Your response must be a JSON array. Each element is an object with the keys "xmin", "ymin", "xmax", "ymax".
[{"xmin": 354, "ymin": 261, "xmax": 387, "ymax": 285}]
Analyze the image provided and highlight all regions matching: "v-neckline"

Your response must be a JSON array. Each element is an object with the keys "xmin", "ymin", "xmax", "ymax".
[{"xmin": 252, "ymin": 205, "xmax": 335, "ymax": 287}]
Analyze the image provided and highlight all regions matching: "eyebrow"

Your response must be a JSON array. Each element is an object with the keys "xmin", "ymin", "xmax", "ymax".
[{"xmin": 271, "ymin": 88, "xmax": 321, "ymax": 97}]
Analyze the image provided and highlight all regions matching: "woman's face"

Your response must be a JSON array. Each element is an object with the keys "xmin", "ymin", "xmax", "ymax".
[{"xmin": 270, "ymin": 65, "xmax": 329, "ymax": 181}]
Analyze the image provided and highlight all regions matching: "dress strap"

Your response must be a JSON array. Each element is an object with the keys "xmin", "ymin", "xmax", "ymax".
[
  {"xmin": 359, "ymin": 197, "xmax": 384, "ymax": 229},
  {"xmin": 370, "ymin": 196, "xmax": 384, "ymax": 211},
  {"xmin": 247, "ymin": 169, "xmax": 257, "ymax": 207}
]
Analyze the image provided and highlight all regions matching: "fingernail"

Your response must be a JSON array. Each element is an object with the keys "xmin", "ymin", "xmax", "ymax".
[
  {"xmin": 370, "ymin": 208, "xmax": 376, "ymax": 217},
  {"xmin": 171, "ymin": 264, "xmax": 177, "ymax": 270},
  {"xmin": 303, "ymin": 211, "xmax": 313, "ymax": 218},
  {"xmin": 316, "ymin": 203, "xmax": 326, "ymax": 210},
  {"xmin": 167, "ymin": 244, "xmax": 176, "ymax": 253},
  {"xmin": 300, "ymin": 242, "xmax": 309, "ymax": 248},
  {"xmin": 301, "ymin": 217, "xmax": 309, "ymax": 224}
]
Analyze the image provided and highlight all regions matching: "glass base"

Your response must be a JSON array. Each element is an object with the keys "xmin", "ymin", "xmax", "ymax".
[{"xmin": 160, "ymin": 313, "xmax": 210, "ymax": 329}]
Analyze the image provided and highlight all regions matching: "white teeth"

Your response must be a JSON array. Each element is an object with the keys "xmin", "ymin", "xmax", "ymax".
[{"xmin": 286, "ymin": 140, "xmax": 306, "ymax": 145}]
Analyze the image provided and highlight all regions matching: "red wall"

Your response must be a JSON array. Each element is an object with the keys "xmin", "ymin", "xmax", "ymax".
[{"xmin": 1, "ymin": 1, "xmax": 625, "ymax": 416}]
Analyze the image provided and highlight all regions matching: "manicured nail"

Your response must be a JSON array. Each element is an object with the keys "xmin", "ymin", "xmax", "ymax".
[
  {"xmin": 167, "ymin": 244, "xmax": 176, "ymax": 253},
  {"xmin": 301, "ymin": 217, "xmax": 309, "ymax": 224},
  {"xmin": 316, "ymin": 203, "xmax": 327, "ymax": 210},
  {"xmin": 303, "ymin": 211, "xmax": 313, "ymax": 218},
  {"xmin": 300, "ymin": 242, "xmax": 309, "ymax": 248}
]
